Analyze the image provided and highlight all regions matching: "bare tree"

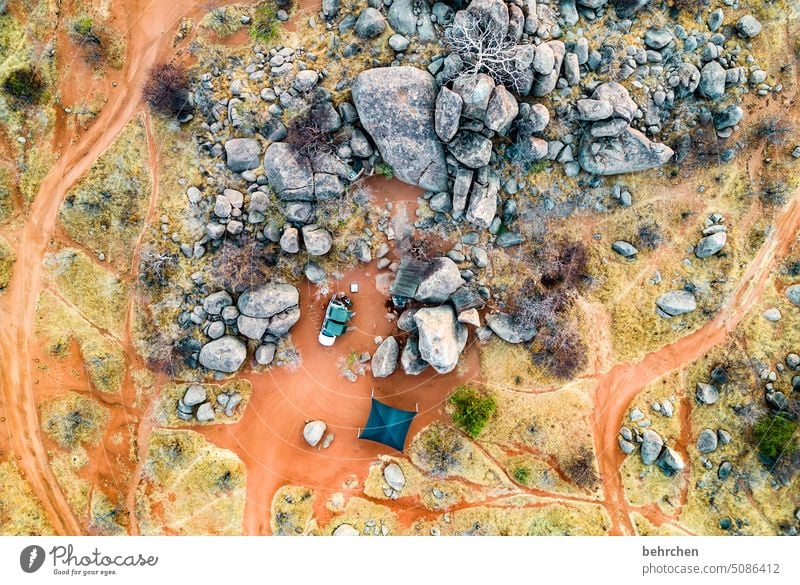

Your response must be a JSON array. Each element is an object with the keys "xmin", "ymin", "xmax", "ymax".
[{"xmin": 444, "ymin": 10, "xmax": 528, "ymax": 93}]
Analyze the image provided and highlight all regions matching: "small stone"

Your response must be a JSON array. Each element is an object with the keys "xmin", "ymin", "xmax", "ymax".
[{"xmin": 763, "ymin": 308, "xmax": 782, "ymax": 322}]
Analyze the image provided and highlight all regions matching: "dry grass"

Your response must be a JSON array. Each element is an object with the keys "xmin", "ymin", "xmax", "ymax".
[
  {"xmin": 89, "ymin": 489, "xmax": 127, "ymax": 535},
  {"xmin": 0, "ymin": 234, "xmax": 15, "ymax": 289},
  {"xmin": 59, "ymin": 116, "xmax": 151, "ymax": 272},
  {"xmin": 323, "ymin": 496, "xmax": 397, "ymax": 536},
  {"xmin": 0, "ymin": 460, "xmax": 55, "ymax": 535},
  {"xmin": 39, "ymin": 391, "xmax": 110, "ymax": 450},
  {"xmin": 35, "ymin": 290, "xmax": 126, "ymax": 394},
  {"xmin": 43, "ymin": 248, "xmax": 129, "ymax": 337},
  {"xmin": 270, "ymin": 485, "xmax": 317, "ymax": 535},
  {"xmin": 410, "ymin": 497, "xmax": 611, "ymax": 535},
  {"xmin": 478, "ymin": 383, "xmax": 600, "ymax": 496},
  {"xmin": 49, "ymin": 447, "xmax": 91, "ymax": 524},
  {"xmin": 409, "ymin": 422, "xmax": 515, "ymax": 489},
  {"xmin": 137, "ymin": 429, "xmax": 246, "ymax": 535}
]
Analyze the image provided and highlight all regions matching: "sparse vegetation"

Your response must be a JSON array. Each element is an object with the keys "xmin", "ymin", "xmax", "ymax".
[
  {"xmin": 449, "ymin": 385, "xmax": 497, "ymax": 438},
  {"xmin": 0, "ymin": 235, "xmax": 15, "ymax": 289},
  {"xmin": 59, "ymin": 117, "xmax": 151, "ymax": 271},
  {"xmin": 374, "ymin": 162, "xmax": 394, "ymax": 178},
  {"xmin": 753, "ymin": 413, "xmax": 798, "ymax": 461},
  {"xmin": 251, "ymin": 2, "xmax": 281, "ymax": 43},
  {"xmin": 2, "ymin": 67, "xmax": 45, "ymax": 104},
  {"xmin": 40, "ymin": 392, "xmax": 110, "ymax": 450}
]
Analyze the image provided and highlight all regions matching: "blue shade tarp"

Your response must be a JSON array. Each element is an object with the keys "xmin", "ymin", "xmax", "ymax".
[{"xmin": 358, "ymin": 398, "xmax": 417, "ymax": 452}]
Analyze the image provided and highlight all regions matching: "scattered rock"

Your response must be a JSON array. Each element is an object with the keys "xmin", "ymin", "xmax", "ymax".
[
  {"xmin": 332, "ymin": 523, "xmax": 360, "ymax": 536},
  {"xmin": 304, "ymin": 420, "xmax": 327, "ymax": 447},
  {"xmin": 656, "ymin": 447, "xmax": 685, "ymax": 476},
  {"xmin": 355, "ymin": 7, "xmax": 386, "ymax": 39},
  {"xmin": 656, "ymin": 290, "xmax": 697, "ymax": 317},
  {"xmin": 696, "ymin": 382, "xmax": 720, "ymax": 405},
  {"xmin": 383, "ymin": 463, "xmax": 406, "ymax": 491},
  {"xmin": 640, "ymin": 429, "xmax": 664, "ymax": 465},
  {"xmin": 697, "ymin": 429, "xmax": 718, "ymax": 453},
  {"xmin": 736, "ymin": 15, "xmax": 762, "ymax": 38},
  {"xmin": 183, "ymin": 385, "xmax": 207, "ymax": 407},
  {"xmin": 485, "ymin": 313, "xmax": 536, "ymax": 343},
  {"xmin": 196, "ymin": 402, "xmax": 215, "ymax": 422},
  {"xmin": 225, "ymin": 138, "xmax": 261, "ymax": 172}
]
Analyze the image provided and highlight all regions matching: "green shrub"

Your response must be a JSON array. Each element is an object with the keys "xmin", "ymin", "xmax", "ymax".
[
  {"xmin": 449, "ymin": 385, "xmax": 497, "ymax": 438},
  {"xmin": 753, "ymin": 413, "xmax": 798, "ymax": 461},
  {"xmin": 71, "ymin": 16, "xmax": 95, "ymax": 40},
  {"xmin": 513, "ymin": 466, "xmax": 531, "ymax": 485},
  {"xmin": 3, "ymin": 68, "xmax": 45, "ymax": 104},
  {"xmin": 374, "ymin": 162, "xmax": 394, "ymax": 178},
  {"xmin": 250, "ymin": 3, "xmax": 279, "ymax": 42}
]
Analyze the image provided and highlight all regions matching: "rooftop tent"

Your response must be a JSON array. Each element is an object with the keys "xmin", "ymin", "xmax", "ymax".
[
  {"xmin": 358, "ymin": 398, "xmax": 417, "ymax": 452},
  {"xmin": 327, "ymin": 303, "xmax": 353, "ymax": 323}
]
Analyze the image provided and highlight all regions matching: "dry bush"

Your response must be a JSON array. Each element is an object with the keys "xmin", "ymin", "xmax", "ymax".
[
  {"xmin": 143, "ymin": 63, "xmax": 193, "ymax": 117},
  {"xmin": 444, "ymin": 9, "xmax": 528, "ymax": 93},
  {"xmin": 564, "ymin": 447, "xmax": 599, "ymax": 490},
  {"xmin": 210, "ymin": 239, "xmax": 277, "ymax": 294},
  {"xmin": 285, "ymin": 101, "xmax": 337, "ymax": 157}
]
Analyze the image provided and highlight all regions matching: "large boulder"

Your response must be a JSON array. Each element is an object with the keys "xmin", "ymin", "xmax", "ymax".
[
  {"xmin": 225, "ymin": 138, "xmax": 261, "ymax": 172},
  {"xmin": 352, "ymin": 67, "xmax": 448, "ymax": 192},
  {"xmin": 414, "ymin": 306, "xmax": 467, "ymax": 374},
  {"xmin": 372, "ymin": 336, "xmax": 400, "ymax": 378},
  {"xmin": 238, "ymin": 283, "xmax": 300, "ymax": 319},
  {"xmin": 199, "ymin": 336, "xmax": 247, "ymax": 373},
  {"xmin": 304, "ymin": 420, "xmax": 327, "ymax": 447},
  {"xmin": 264, "ymin": 142, "xmax": 314, "ymax": 200},
  {"xmin": 486, "ymin": 312, "xmax": 536, "ymax": 343},
  {"xmin": 695, "ymin": 232, "xmax": 727, "ymax": 258},
  {"xmin": 656, "ymin": 447, "xmax": 685, "ymax": 476},
  {"xmin": 578, "ymin": 128, "xmax": 674, "ymax": 175},
  {"xmin": 400, "ymin": 337, "xmax": 429, "ymax": 375},
  {"xmin": 414, "ymin": 257, "xmax": 465, "ymax": 304}
]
